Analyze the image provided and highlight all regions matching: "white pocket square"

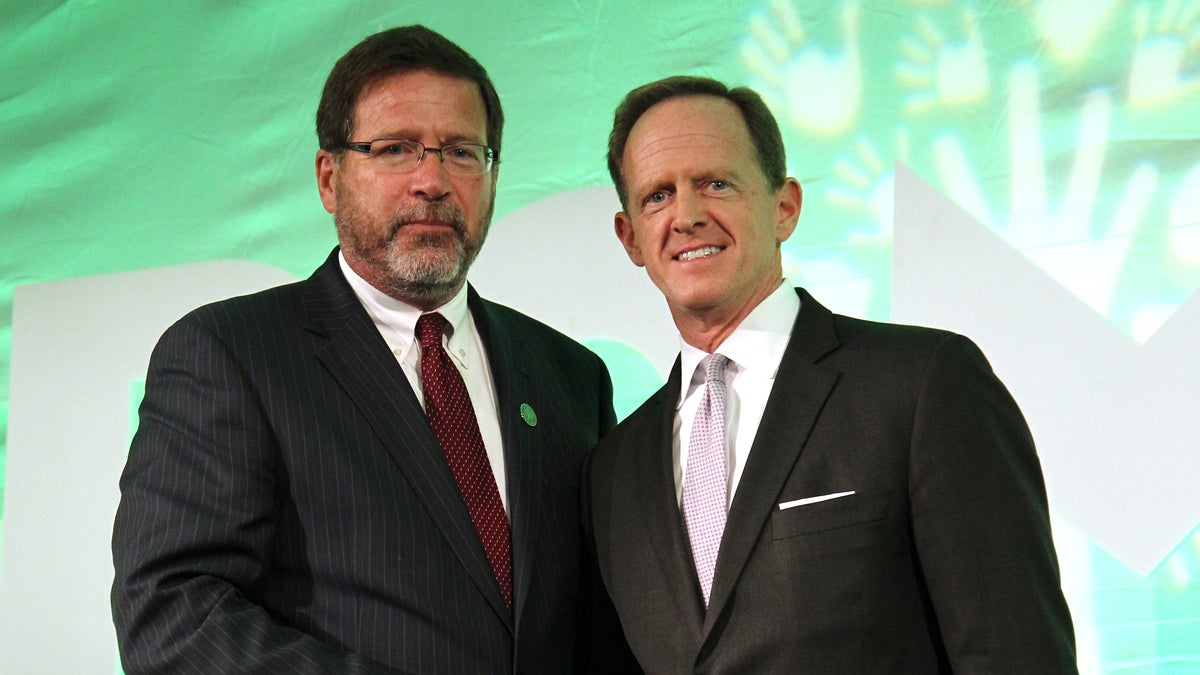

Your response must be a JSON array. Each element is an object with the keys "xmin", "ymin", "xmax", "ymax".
[{"xmin": 778, "ymin": 490, "xmax": 856, "ymax": 510}]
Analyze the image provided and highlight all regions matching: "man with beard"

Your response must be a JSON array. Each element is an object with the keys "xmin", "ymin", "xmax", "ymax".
[{"xmin": 112, "ymin": 25, "xmax": 629, "ymax": 674}]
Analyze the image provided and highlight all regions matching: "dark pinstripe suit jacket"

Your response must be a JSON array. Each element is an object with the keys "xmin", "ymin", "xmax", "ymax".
[
  {"xmin": 112, "ymin": 249, "xmax": 618, "ymax": 674},
  {"xmin": 585, "ymin": 288, "xmax": 1077, "ymax": 673}
]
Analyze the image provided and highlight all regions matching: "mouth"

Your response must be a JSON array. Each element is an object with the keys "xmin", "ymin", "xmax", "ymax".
[
  {"xmin": 391, "ymin": 205, "xmax": 467, "ymax": 238},
  {"xmin": 392, "ymin": 201, "xmax": 467, "ymax": 228},
  {"xmin": 675, "ymin": 245, "xmax": 725, "ymax": 262},
  {"xmin": 402, "ymin": 220, "xmax": 458, "ymax": 230}
]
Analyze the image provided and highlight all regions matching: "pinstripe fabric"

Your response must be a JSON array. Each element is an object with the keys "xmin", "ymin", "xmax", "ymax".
[{"xmin": 112, "ymin": 249, "xmax": 618, "ymax": 674}]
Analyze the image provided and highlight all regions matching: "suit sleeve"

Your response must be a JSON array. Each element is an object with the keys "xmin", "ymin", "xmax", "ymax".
[
  {"xmin": 111, "ymin": 314, "xmax": 397, "ymax": 674},
  {"xmin": 578, "ymin": 458, "xmax": 642, "ymax": 674},
  {"xmin": 908, "ymin": 333, "xmax": 1078, "ymax": 673}
]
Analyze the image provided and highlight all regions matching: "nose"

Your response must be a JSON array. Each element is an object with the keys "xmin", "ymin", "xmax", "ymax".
[
  {"xmin": 407, "ymin": 149, "xmax": 452, "ymax": 200},
  {"xmin": 671, "ymin": 188, "xmax": 707, "ymax": 233}
]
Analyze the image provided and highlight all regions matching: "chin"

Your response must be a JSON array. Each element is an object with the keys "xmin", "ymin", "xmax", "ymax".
[{"xmin": 668, "ymin": 293, "xmax": 727, "ymax": 316}]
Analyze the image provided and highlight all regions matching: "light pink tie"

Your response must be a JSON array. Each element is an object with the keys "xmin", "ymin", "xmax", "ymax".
[{"xmin": 682, "ymin": 353, "xmax": 730, "ymax": 607}]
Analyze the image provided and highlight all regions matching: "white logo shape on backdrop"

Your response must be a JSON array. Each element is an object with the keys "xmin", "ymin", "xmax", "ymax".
[{"xmin": 893, "ymin": 163, "xmax": 1200, "ymax": 576}]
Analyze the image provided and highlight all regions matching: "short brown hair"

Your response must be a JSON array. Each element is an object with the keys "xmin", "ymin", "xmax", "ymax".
[
  {"xmin": 316, "ymin": 25, "xmax": 503, "ymax": 160},
  {"xmin": 607, "ymin": 76, "xmax": 785, "ymax": 211}
]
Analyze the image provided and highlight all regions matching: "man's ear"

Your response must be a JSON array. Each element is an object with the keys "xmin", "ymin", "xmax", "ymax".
[
  {"xmin": 614, "ymin": 211, "xmax": 646, "ymax": 267},
  {"xmin": 316, "ymin": 150, "xmax": 338, "ymax": 214},
  {"xmin": 774, "ymin": 178, "xmax": 802, "ymax": 243}
]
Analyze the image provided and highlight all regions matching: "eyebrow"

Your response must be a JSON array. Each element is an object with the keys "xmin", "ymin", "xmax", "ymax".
[
  {"xmin": 362, "ymin": 130, "xmax": 486, "ymax": 144},
  {"xmin": 638, "ymin": 169, "xmax": 738, "ymax": 193}
]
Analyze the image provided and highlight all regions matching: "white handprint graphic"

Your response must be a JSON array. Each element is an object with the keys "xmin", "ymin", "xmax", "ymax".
[
  {"xmin": 934, "ymin": 63, "xmax": 1157, "ymax": 316},
  {"xmin": 1128, "ymin": 0, "xmax": 1200, "ymax": 108},
  {"xmin": 826, "ymin": 131, "xmax": 910, "ymax": 234},
  {"xmin": 895, "ymin": 9, "xmax": 990, "ymax": 114},
  {"xmin": 1018, "ymin": 0, "xmax": 1121, "ymax": 65},
  {"xmin": 742, "ymin": 0, "xmax": 863, "ymax": 135}
]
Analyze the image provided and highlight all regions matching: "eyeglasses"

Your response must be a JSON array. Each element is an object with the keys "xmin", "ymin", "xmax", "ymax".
[{"xmin": 339, "ymin": 138, "xmax": 496, "ymax": 176}]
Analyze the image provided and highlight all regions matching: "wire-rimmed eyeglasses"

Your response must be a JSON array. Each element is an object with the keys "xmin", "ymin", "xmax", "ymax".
[{"xmin": 340, "ymin": 138, "xmax": 496, "ymax": 176}]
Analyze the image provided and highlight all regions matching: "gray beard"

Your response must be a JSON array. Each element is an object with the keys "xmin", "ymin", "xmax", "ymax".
[
  {"xmin": 378, "ymin": 228, "xmax": 475, "ymax": 306},
  {"xmin": 335, "ymin": 198, "xmax": 490, "ymax": 307}
]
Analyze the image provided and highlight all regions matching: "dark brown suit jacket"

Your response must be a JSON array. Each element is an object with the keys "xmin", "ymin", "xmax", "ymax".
[
  {"xmin": 113, "ymin": 249, "xmax": 619, "ymax": 674},
  {"xmin": 585, "ymin": 288, "xmax": 1077, "ymax": 673}
]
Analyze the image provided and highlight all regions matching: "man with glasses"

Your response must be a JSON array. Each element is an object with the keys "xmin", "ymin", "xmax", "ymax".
[{"xmin": 112, "ymin": 25, "xmax": 630, "ymax": 673}]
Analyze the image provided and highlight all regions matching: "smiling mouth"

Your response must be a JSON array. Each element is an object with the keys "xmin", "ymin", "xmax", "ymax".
[{"xmin": 676, "ymin": 245, "xmax": 725, "ymax": 261}]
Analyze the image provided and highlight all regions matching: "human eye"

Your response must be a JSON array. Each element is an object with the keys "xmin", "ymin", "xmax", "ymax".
[
  {"xmin": 446, "ymin": 144, "xmax": 481, "ymax": 160},
  {"xmin": 444, "ymin": 144, "xmax": 486, "ymax": 170},
  {"xmin": 372, "ymin": 140, "xmax": 419, "ymax": 157},
  {"xmin": 634, "ymin": 190, "xmax": 670, "ymax": 216},
  {"xmin": 700, "ymin": 178, "xmax": 736, "ymax": 195}
]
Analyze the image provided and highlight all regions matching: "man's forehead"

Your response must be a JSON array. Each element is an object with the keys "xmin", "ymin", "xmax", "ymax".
[
  {"xmin": 360, "ymin": 69, "xmax": 478, "ymax": 98},
  {"xmin": 352, "ymin": 70, "xmax": 487, "ymax": 135},
  {"xmin": 624, "ymin": 96, "xmax": 754, "ymax": 170}
]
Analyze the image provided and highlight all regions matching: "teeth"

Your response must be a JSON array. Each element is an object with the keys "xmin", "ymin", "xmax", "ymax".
[{"xmin": 678, "ymin": 246, "xmax": 723, "ymax": 261}]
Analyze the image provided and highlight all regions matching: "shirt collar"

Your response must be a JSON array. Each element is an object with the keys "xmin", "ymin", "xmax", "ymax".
[
  {"xmin": 677, "ymin": 281, "xmax": 800, "ymax": 409},
  {"xmin": 337, "ymin": 251, "xmax": 474, "ymax": 369}
]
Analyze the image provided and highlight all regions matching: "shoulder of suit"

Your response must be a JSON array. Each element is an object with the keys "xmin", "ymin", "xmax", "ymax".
[
  {"xmin": 175, "ymin": 278, "xmax": 308, "ymax": 335},
  {"xmin": 827, "ymin": 310, "xmax": 960, "ymax": 353},
  {"xmin": 796, "ymin": 285, "xmax": 957, "ymax": 349}
]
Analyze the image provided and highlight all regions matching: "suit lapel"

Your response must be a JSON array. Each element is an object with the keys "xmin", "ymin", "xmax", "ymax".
[
  {"xmin": 634, "ymin": 360, "xmax": 708, "ymax": 640},
  {"xmin": 468, "ymin": 290, "xmax": 537, "ymax": 628},
  {"xmin": 702, "ymin": 289, "xmax": 842, "ymax": 635},
  {"xmin": 300, "ymin": 253, "xmax": 512, "ymax": 626}
]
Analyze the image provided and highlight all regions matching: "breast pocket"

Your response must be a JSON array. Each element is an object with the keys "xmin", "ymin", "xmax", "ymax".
[{"xmin": 770, "ymin": 490, "xmax": 891, "ymax": 540}]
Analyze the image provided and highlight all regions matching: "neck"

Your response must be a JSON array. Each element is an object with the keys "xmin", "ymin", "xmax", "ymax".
[
  {"xmin": 673, "ymin": 280, "xmax": 781, "ymax": 353},
  {"xmin": 391, "ymin": 281, "xmax": 463, "ymax": 312}
]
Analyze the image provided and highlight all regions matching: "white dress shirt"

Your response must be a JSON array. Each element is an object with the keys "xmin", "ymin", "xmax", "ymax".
[
  {"xmin": 675, "ymin": 281, "xmax": 800, "ymax": 507},
  {"xmin": 338, "ymin": 253, "xmax": 508, "ymax": 512}
]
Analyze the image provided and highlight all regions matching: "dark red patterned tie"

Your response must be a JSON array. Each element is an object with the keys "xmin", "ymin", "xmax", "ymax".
[{"xmin": 416, "ymin": 312, "xmax": 512, "ymax": 610}]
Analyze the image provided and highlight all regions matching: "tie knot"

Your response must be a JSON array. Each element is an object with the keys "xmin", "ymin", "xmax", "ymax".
[
  {"xmin": 701, "ymin": 353, "xmax": 730, "ymax": 384},
  {"xmin": 416, "ymin": 312, "xmax": 450, "ymax": 350}
]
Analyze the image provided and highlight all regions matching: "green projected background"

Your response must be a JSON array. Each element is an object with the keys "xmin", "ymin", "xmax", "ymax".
[{"xmin": 2, "ymin": 1, "xmax": 1199, "ymax": 672}]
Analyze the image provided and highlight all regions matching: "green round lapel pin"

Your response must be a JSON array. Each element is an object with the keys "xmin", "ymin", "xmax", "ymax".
[{"xmin": 520, "ymin": 403, "xmax": 538, "ymax": 427}]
